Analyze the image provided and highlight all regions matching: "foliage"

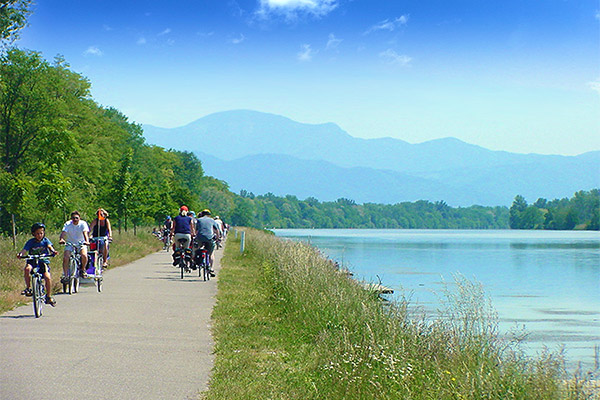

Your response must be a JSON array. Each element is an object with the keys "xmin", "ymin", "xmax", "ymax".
[
  {"xmin": 510, "ymin": 190, "xmax": 599, "ymax": 230},
  {"xmin": 0, "ymin": 0, "xmax": 31, "ymax": 46},
  {"xmin": 231, "ymin": 192, "xmax": 510, "ymax": 229}
]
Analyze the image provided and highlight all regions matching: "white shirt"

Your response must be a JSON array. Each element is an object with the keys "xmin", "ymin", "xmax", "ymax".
[{"xmin": 62, "ymin": 220, "xmax": 90, "ymax": 243}]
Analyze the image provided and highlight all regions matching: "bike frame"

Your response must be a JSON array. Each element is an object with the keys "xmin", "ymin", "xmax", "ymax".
[{"xmin": 20, "ymin": 254, "xmax": 53, "ymax": 318}]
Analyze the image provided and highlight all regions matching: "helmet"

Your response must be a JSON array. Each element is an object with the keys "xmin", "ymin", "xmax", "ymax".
[
  {"xmin": 189, "ymin": 211, "xmax": 196, "ymax": 217},
  {"xmin": 166, "ymin": 216, "xmax": 172, "ymax": 220},
  {"xmin": 31, "ymin": 222, "xmax": 46, "ymax": 234},
  {"xmin": 180, "ymin": 205, "xmax": 189, "ymax": 212},
  {"xmin": 201, "ymin": 209, "xmax": 211, "ymax": 216}
]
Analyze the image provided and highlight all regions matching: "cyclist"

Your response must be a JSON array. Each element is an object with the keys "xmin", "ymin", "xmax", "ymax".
[
  {"xmin": 162, "ymin": 216, "xmax": 173, "ymax": 246},
  {"xmin": 17, "ymin": 223, "xmax": 58, "ymax": 306},
  {"xmin": 89, "ymin": 208, "xmax": 112, "ymax": 267},
  {"xmin": 59, "ymin": 210, "xmax": 90, "ymax": 278},
  {"xmin": 195, "ymin": 209, "xmax": 222, "ymax": 276},
  {"xmin": 171, "ymin": 206, "xmax": 195, "ymax": 265}
]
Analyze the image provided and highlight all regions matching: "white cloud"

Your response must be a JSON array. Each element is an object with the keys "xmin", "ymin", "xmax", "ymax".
[
  {"xmin": 83, "ymin": 46, "xmax": 103, "ymax": 56},
  {"xmin": 158, "ymin": 28, "xmax": 171, "ymax": 36},
  {"xmin": 326, "ymin": 33, "xmax": 342, "ymax": 50},
  {"xmin": 230, "ymin": 34, "xmax": 246, "ymax": 44},
  {"xmin": 379, "ymin": 49, "xmax": 411, "ymax": 66},
  {"xmin": 365, "ymin": 15, "xmax": 409, "ymax": 34},
  {"xmin": 257, "ymin": 0, "xmax": 337, "ymax": 19},
  {"xmin": 137, "ymin": 37, "xmax": 147, "ymax": 45},
  {"xmin": 297, "ymin": 43, "xmax": 315, "ymax": 61},
  {"xmin": 588, "ymin": 79, "xmax": 600, "ymax": 93}
]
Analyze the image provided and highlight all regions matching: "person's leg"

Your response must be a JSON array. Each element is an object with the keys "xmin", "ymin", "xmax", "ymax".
[
  {"xmin": 43, "ymin": 271, "xmax": 52, "ymax": 297},
  {"xmin": 80, "ymin": 246, "xmax": 88, "ymax": 274},
  {"xmin": 23, "ymin": 264, "xmax": 32, "ymax": 290},
  {"xmin": 62, "ymin": 250, "xmax": 71, "ymax": 277},
  {"xmin": 207, "ymin": 240, "xmax": 216, "ymax": 275},
  {"xmin": 102, "ymin": 240, "xmax": 109, "ymax": 266}
]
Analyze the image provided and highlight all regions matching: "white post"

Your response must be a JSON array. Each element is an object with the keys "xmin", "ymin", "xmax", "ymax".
[{"xmin": 240, "ymin": 231, "xmax": 245, "ymax": 253}]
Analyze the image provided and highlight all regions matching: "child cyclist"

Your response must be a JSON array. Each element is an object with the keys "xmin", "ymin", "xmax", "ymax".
[{"xmin": 17, "ymin": 223, "xmax": 58, "ymax": 306}]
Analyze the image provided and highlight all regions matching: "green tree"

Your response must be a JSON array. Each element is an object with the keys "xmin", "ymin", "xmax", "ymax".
[
  {"xmin": 0, "ymin": 0, "xmax": 32, "ymax": 45},
  {"xmin": 110, "ymin": 149, "xmax": 133, "ymax": 232},
  {"xmin": 509, "ymin": 195, "xmax": 528, "ymax": 229}
]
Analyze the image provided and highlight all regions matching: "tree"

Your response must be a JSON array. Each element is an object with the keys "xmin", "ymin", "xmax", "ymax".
[
  {"xmin": 509, "ymin": 195, "xmax": 528, "ymax": 229},
  {"xmin": 110, "ymin": 149, "xmax": 133, "ymax": 232},
  {"xmin": 0, "ymin": 0, "xmax": 32, "ymax": 46}
]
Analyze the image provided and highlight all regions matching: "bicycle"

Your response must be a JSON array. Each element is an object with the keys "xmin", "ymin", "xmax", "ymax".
[
  {"xmin": 163, "ymin": 229, "xmax": 171, "ymax": 251},
  {"xmin": 61, "ymin": 241, "xmax": 86, "ymax": 294},
  {"xmin": 194, "ymin": 246, "xmax": 211, "ymax": 281},
  {"xmin": 88, "ymin": 236, "xmax": 110, "ymax": 292},
  {"xmin": 173, "ymin": 238, "xmax": 192, "ymax": 279},
  {"xmin": 18, "ymin": 254, "xmax": 55, "ymax": 318}
]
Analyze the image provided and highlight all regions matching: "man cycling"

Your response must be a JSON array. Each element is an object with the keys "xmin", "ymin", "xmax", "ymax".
[
  {"xmin": 162, "ymin": 216, "xmax": 173, "ymax": 246},
  {"xmin": 59, "ymin": 211, "xmax": 90, "ymax": 279},
  {"xmin": 194, "ymin": 209, "xmax": 222, "ymax": 276}
]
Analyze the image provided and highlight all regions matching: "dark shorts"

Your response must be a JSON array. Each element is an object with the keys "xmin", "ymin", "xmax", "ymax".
[
  {"xmin": 26, "ymin": 260, "xmax": 50, "ymax": 274},
  {"xmin": 197, "ymin": 239, "xmax": 215, "ymax": 254}
]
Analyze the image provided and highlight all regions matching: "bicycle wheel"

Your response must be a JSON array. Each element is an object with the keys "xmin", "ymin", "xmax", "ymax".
[
  {"xmin": 32, "ymin": 276, "xmax": 43, "ymax": 318},
  {"xmin": 96, "ymin": 255, "xmax": 103, "ymax": 292},
  {"xmin": 180, "ymin": 258, "xmax": 184, "ymax": 279},
  {"xmin": 68, "ymin": 258, "xmax": 76, "ymax": 294}
]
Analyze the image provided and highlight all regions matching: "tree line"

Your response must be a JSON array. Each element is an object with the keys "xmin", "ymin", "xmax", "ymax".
[
  {"xmin": 231, "ymin": 192, "xmax": 510, "ymax": 229},
  {"xmin": 509, "ymin": 190, "xmax": 599, "ymax": 230}
]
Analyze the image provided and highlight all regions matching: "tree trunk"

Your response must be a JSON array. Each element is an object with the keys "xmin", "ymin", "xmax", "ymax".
[{"xmin": 11, "ymin": 213, "xmax": 16, "ymax": 249}]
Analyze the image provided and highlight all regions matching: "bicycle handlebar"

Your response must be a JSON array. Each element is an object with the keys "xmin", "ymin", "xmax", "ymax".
[{"xmin": 17, "ymin": 253, "xmax": 56, "ymax": 260}]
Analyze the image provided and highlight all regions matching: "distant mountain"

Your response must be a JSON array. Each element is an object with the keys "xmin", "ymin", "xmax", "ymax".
[
  {"xmin": 197, "ymin": 152, "xmax": 483, "ymax": 205},
  {"xmin": 143, "ymin": 110, "xmax": 600, "ymax": 206}
]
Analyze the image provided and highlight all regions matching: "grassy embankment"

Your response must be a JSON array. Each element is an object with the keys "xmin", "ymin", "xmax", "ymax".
[
  {"xmin": 207, "ymin": 228, "xmax": 595, "ymax": 399},
  {"xmin": 0, "ymin": 230, "xmax": 162, "ymax": 313}
]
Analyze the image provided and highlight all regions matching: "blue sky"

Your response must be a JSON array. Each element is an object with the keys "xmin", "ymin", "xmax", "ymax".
[{"xmin": 17, "ymin": 0, "xmax": 600, "ymax": 155}]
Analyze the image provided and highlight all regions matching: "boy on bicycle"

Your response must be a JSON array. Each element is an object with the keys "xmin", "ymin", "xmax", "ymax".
[{"xmin": 17, "ymin": 223, "xmax": 58, "ymax": 306}]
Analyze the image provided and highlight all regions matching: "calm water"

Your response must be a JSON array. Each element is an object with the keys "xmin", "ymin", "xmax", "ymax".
[{"xmin": 273, "ymin": 229, "xmax": 600, "ymax": 371}]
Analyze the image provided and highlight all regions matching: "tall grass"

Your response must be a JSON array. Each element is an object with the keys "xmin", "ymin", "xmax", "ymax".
[
  {"xmin": 0, "ymin": 229, "xmax": 162, "ymax": 313},
  {"xmin": 208, "ymin": 229, "xmax": 596, "ymax": 399}
]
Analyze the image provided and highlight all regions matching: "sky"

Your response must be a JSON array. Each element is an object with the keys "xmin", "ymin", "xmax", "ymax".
[{"xmin": 16, "ymin": 0, "xmax": 600, "ymax": 156}]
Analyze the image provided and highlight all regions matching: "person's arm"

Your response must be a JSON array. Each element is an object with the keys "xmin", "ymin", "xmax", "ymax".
[
  {"xmin": 83, "ymin": 222, "xmax": 90, "ymax": 244},
  {"xmin": 17, "ymin": 247, "xmax": 27, "ymax": 258},
  {"xmin": 171, "ymin": 220, "xmax": 176, "ymax": 236},
  {"xmin": 59, "ymin": 229, "xmax": 66, "ymax": 244},
  {"xmin": 106, "ymin": 219, "xmax": 112, "ymax": 239},
  {"xmin": 48, "ymin": 244, "xmax": 58, "ymax": 255},
  {"xmin": 191, "ymin": 218, "xmax": 196, "ymax": 237}
]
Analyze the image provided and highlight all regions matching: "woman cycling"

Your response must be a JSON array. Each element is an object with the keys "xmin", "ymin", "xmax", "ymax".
[{"xmin": 89, "ymin": 208, "xmax": 112, "ymax": 267}]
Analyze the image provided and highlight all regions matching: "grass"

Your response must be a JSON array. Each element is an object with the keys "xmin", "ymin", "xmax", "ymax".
[
  {"xmin": 206, "ymin": 228, "xmax": 597, "ymax": 399},
  {"xmin": 0, "ymin": 229, "xmax": 162, "ymax": 313}
]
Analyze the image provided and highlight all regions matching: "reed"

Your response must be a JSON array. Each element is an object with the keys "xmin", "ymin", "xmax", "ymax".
[{"xmin": 207, "ymin": 228, "xmax": 596, "ymax": 399}]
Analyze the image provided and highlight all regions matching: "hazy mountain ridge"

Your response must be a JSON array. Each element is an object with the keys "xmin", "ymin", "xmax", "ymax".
[{"xmin": 142, "ymin": 110, "xmax": 599, "ymax": 206}]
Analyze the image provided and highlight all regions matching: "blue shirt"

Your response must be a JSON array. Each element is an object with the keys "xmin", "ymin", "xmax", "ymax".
[
  {"xmin": 173, "ymin": 215, "xmax": 192, "ymax": 234},
  {"xmin": 23, "ymin": 237, "xmax": 53, "ymax": 255}
]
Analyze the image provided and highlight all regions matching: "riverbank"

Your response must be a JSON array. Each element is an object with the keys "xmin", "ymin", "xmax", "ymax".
[
  {"xmin": 206, "ymin": 228, "xmax": 596, "ymax": 399},
  {"xmin": 0, "ymin": 230, "xmax": 162, "ymax": 313}
]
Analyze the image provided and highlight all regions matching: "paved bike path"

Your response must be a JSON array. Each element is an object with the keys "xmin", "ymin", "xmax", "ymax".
[{"xmin": 0, "ymin": 247, "xmax": 222, "ymax": 400}]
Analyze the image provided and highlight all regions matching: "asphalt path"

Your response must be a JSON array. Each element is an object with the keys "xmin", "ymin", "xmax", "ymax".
[{"xmin": 0, "ymin": 247, "xmax": 222, "ymax": 399}]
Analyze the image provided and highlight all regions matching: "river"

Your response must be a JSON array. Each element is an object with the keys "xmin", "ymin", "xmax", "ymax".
[{"xmin": 273, "ymin": 229, "xmax": 600, "ymax": 372}]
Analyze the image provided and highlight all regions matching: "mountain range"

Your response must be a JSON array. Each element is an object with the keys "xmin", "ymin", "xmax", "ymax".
[{"xmin": 142, "ymin": 110, "xmax": 599, "ymax": 206}]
